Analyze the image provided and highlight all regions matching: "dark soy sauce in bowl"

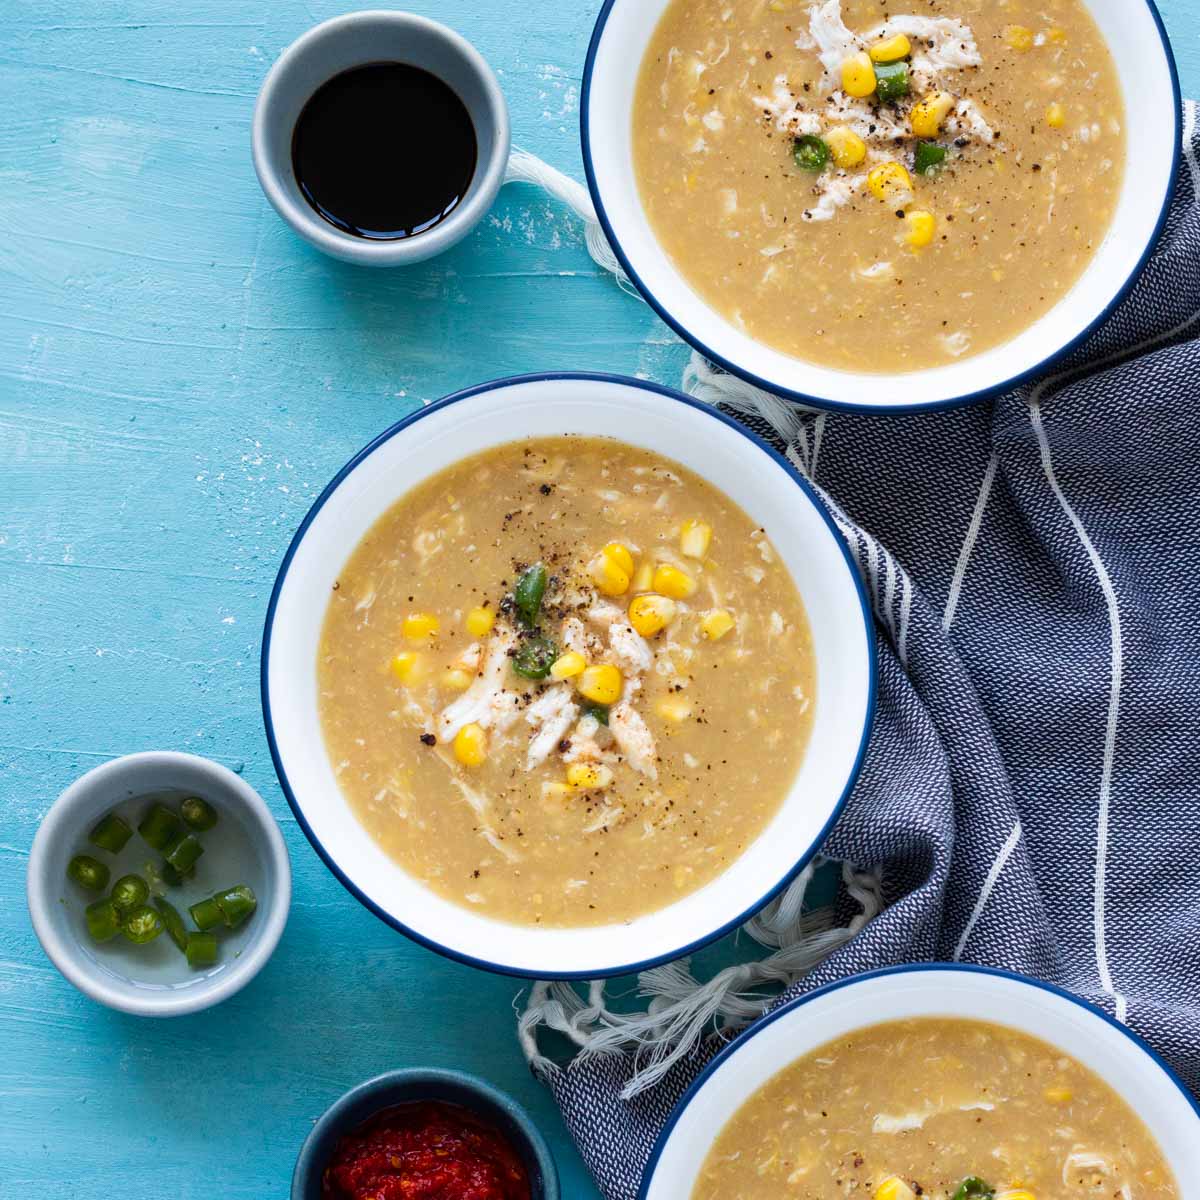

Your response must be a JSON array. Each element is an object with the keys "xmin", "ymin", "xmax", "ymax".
[{"xmin": 292, "ymin": 62, "xmax": 478, "ymax": 241}]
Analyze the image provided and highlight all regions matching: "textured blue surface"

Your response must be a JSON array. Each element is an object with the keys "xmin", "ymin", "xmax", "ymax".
[{"xmin": 1, "ymin": 2, "xmax": 1196, "ymax": 1195}]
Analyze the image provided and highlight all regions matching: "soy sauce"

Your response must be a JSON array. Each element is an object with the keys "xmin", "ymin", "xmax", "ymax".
[{"xmin": 292, "ymin": 63, "xmax": 477, "ymax": 241}]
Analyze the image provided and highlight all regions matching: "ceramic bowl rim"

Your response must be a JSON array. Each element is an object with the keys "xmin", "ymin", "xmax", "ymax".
[
  {"xmin": 251, "ymin": 9, "xmax": 511, "ymax": 266},
  {"xmin": 25, "ymin": 750, "xmax": 292, "ymax": 1017},
  {"xmin": 290, "ymin": 1066, "xmax": 560, "ymax": 1200},
  {"xmin": 638, "ymin": 963, "xmax": 1200, "ymax": 1198},
  {"xmin": 579, "ymin": 0, "xmax": 1182, "ymax": 414},
  {"xmin": 260, "ymin": 370, "xmax": 877, "ymax": 979}
]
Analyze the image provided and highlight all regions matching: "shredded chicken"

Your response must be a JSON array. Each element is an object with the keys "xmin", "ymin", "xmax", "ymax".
[
  {"xmin": 562, "ymin": 714, "xmax": 617, "ymax": 765},
  {"xmin": 805, "ymin": 0, "xmax": 859, "ymax": 78},
  {"xmin": 559, "ymin": 616, "xmax": 590, "ymax": 657},
  {"xmin": 610, "ymin": 700, "xmax": 658, "ymax": 780},
  {"xmin": 525, "ymin": 685, "xmax": 580, "ymax": 768},
  {"xmin": 862, "ymin": 14, "xmax": 982, "ymax": 74},
  {"xmin": 436, "ymin": 623, "xmax": 520, "ymax": 742},
  {"xmin": 608, "ymin": 620, "xmax": 655, "ymax": 676}
]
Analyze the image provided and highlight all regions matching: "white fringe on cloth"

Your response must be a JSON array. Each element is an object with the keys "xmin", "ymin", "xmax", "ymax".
[{"xmin": 505, "ymin": 149, "xmax": 880, "ymax": 1097}]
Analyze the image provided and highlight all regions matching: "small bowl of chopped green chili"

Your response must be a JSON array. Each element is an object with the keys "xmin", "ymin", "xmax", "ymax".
[{"xmin": 27, "ymin": 750, "xmax": 291, "ymax": 1016}]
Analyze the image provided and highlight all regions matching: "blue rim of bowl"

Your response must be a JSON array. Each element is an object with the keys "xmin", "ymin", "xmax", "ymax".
[
  {"xmin": 637, "ymin": 962, "xmax": 1200, "ymax": 1198},
  {"xmin": 580, "ymin": 1, "xmax": 1182, "ymax": 415},
  {"xmin": 292, "ymin": 1067, "xmax": 560, "ymax": 1200},
  {"xmin": 260, "ymin": 371, "xmax": 877, "ymax": 980}
]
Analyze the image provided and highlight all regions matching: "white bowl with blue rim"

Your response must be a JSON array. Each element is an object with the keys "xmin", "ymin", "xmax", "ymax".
[
  {"xmin": 582, "ymin": 0, "xmax": 1180, "ymax": 413},
  {"xmin": 640, "ymin": 965, "xmax": 1200, "ymax": 1198},
  {"xmin": 262, "ymin": 373, "xmax": 874, "ymax": 978}
]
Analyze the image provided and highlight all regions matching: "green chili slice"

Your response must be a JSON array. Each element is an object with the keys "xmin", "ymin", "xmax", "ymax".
[
  {"xmin": 511, "ymin": 634, "xmax": 558, "ymax": 680},
  {"xmin": 163, "ymin": 833, "xmax": 204, "ymax": 874},
  {"xmin": 180, "ymin": 795, "xmax": 218, "ymax": 831},
  {"xmin": 793, "ymin": 134, "xmax": 830, "ymax": 171},
  {"xmin": 583, "ymin": 703, "xmax": 610, "ymax": 726},
  {"xmin": 154, "ymin": 897, "xmax": 189, "ymax": 953},
  {"xmin": 185, "ymin": 931, "xmax": 219, "ymax": 969},
  {"xmin": 874, "ymin": 60, "xmax": 910, "ymax": 102},
  {"xmin": 159, "ymin": 860, "xmax": 194, "ymax": 887},
  {"xmin": 513, "ymin": 563, "xmax": 548, "ymax": 627},
  {"xmin": 110, "ymin": 873, "xmax": 150, "ymax": 915},
  {"xmin": 85, "ymin": 898, "xmax": 122, "ymax": 942},
  {"xmin": 67, "ymin": 854, "xmax": 110, "ymax": 892},
  {"xmin": 138, "ymin": 803, "xmax": 182, "ymax": 851},
  {"xmin": 951, "ymin": 1178, "xmax": 994, "ymax": 1200},
  {"xmin": 914, "ymin": 141, "xmax": 948, "ymax": 174},
  {"xmin": 122, "ymin": 904, "xmax": 164, "ymax": 945},
  {"xmin": 214, "ymin": 885, "xmax": 258, "ymax": 930},
  {"xmin": 89, "ymin": 812, "xmax": 132, "ymax": 854},
  {"xmin": 189, "ymin": 896, "xmax": 224, "ymax": 931}
]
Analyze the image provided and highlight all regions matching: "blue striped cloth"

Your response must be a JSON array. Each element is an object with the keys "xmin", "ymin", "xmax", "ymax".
[{"xmin": 540, "ymin": 102, "xmax": 1200, "ymax": 1199}]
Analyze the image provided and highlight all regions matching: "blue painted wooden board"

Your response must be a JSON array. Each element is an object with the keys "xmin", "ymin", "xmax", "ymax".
[{"xmin": 1, "ymin": 1, "xmax": 1196, "ymax": 1194}]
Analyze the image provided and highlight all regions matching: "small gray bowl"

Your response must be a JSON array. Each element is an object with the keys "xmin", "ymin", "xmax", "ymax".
[
  {"xmin": 292, "ymin": 1068, "xmax": 560, "ymax": 1199},
  {"xmin": 27, "ymin": 751, "xmax": 291, "ymax": 1017},
  {"xmin": 252, "ymin": 10, "xmax": 510, "ymax": 265}
]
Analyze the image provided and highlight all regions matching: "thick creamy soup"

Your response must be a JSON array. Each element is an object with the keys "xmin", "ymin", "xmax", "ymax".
[
  {"xmin": 633, "ymin": 0, "xmax": 1125, "ymax": 371},
  {"xmin": 318, "ymin": 437, "xmax": 815, "ymax": 927},
  {"xmin": 694, "ymin": 1018, "xmax": 1177, "ymax": 1200}
]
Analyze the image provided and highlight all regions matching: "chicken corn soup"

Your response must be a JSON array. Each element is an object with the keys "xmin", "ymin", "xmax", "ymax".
[
  {"xmin": 693, "ymin": 1018, "xmax": 1177, "ymax": 1200},
  {"xmin": 318, "ymin": 437, "xmax": 816, "ymax": 927},
  {"xmin": 632, "ymin": 0, "xmax": 1125, "ymax": 372}
]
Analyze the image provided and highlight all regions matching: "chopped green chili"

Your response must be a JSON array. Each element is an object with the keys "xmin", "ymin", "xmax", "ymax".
[
  {"xmin": 583, "ymin": 703, "xmax": 610, "ymax": 726},
  {"xmin": 159, "ymin": 860, "xmax": 195, "ymax": 887},
  {"xmin": 874, "ymin": 60, "xmax": 910, "ymax": 102},
  {"xmin": 185, "ymin": 931, "xmax": 219, "ymax": 969},
  {"xmin": 511, "ymin": 634, "xmax": 558, "ymax": 680},
  {"xmin": 951, "ymin": 1179, "xmax": 994, "ymax": 1200},
  {"xmin": 122, "ymin": 905, "xmax": 164, "ymax": 945},
  {"xmin": 793, "ymin": 134, "xmax": 830, "ymax": 171},
  {"xmin": 214, "ymin": 885, "xmax": 258, "ymax": 929},
  {"xmin": 163, "ymin": 832, "xmax": 204, "ymax": 874},
  {"xmin": 85, "ymin": 898, "xmax": 122, "ymax": 942},
  {"xmin": 67, "ymin": 854, "xmax": 110, "ymax": 893},
  {"xmin": 180, "ymin": 795, "xmax": 218, "ymax": 831},
  {"xmin": 513, "ymin": 563, "xmax": 548, "ymax": 627},
  {"xmin": 189, "ymin": 896, "xmax": 224, "ymax": 931},
  {"xmin": 154, "ymin": 897, "xmax": 189, "ymax": 953},
  {"xmin": 109, "ymin": 873, "xmax": 150, "ymax": 915},
  {"xmin": 138, "ymin": 803, "xmax": 182, "ymax": 851},
  {"xmin": 914, "ymin": 141, "xmax": 948, "ymax": 174},
  {"xmin": 89, "ymin": 812, "xmax": 132, "ymax": 854}
]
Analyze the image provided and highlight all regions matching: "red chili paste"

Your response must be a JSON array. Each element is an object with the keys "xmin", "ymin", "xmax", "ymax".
[{"xmin": 323, "ymin": 1100, "xmax": 532, "ymax": 1200}]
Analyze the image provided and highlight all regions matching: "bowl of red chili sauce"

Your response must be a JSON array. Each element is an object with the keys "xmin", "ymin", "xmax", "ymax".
[{"xmin": 292, "ymin": 1068, "xmax": 559, "ymax": 1200}]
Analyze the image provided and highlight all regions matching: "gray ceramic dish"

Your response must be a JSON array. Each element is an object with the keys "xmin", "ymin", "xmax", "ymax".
[
  {"xmin": 27, "ymin": 751, "xmax": 291, "ymax": 1016},
  {"xmin": 291, "ymin": 1068, "xmax": 560, "ymax": 1199},
  {"xmin": 252, "ymin": 11, "xmax": 510, "ymax": 265}
]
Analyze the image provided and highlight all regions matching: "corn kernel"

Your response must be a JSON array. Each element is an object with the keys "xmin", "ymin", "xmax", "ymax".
[
  {"xmin": 1044, "ymin": 1084, "xmax": 1073, "ymax": 1103},
  {"xmin": 566, "ymin": 762, "xmax": 615, "ymax": 790},
  {"xmin": 825, "ymin": 125, "xmax": 868, "ymax": 169},
  {"xmin": 997, "ymin": 1192, "xmax": 1036, "ymax": 1200},
  {"xmin": 867, "ymin": 161, "xmax": 912, "ymax": 203},
  {"xmin": 578, "ymin": 663, "xmax": 623, "ymax": 705},
  {"xmin": 465, "ymin": 606, "xmax": 494, "ymax": 637},
  {"xmin": 1046, "ymin": 26, "xmax": 1067, "ymax": 42},
  {"xmin": 1004, "ymin": 24, "xmax": 1034, "ymax": 50},
  {"xmin": 656, "ymin": 695, "xmax": 694, "ymax": 723},
  {"xmin": 389, "ymin": 652, "xmax": 422, "ymax": 684},
  {"xmin": 453, "ymin": 722, "xmax": 487, "ymax": 767},
  {"xmin": 841, "ymin": 51, "xmax": 876, "ymax": 98},
  {"xmin": 910, "ymin": 90, "xmax": 956, "ymax": 138},
  {"xmin": 874, "ymin": 1178, "xmax": 917, "ymax": 1200},
  {"xmin": 603, "ymin": 541, "xmax": 634, "ymax": 576},
  {"xmin": 403, "ymin": 612, "xmax": 440, "ymax": 641},
  {"xmin": 629, "ymin": 593, "xmax": 678, "ymax": 637},
  {"xmin": 700, "ymin": 609, "xmax": 736, "ymax": 640},
  {"xmin": 869, "ymin": 33, "xmax": 911, "ymax": 62},
  {"xmin": 904, "ymin": 210, "xmax": 936, "ymax": 248},
  {"xmin": 631, "ymin": 561, "xmax": 654, "ymax": 592},
  {"xmin": 679, "ymin": 519, "xmax": 712, "ymax": 559},
  {"xmin": 588, "ymin": 550, "xmax": 631, "ymax": 597},
  {"xmin": 653, "ymin": 563, "xmax": 697, "ymax": 600},
  {"xmin": 1045, "ymin": 101, "xmax": 1066, "ymax": 128},
  {"xmin": 442, "ymin": 668, "xmax": 472, "ymax": 691},
  {"xmin": 550, "ymin": 651, "xmax": 587, "ymax": 681}
]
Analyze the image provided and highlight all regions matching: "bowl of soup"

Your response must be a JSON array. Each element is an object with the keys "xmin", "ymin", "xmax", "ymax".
[
  {"xmin": 583, "ymin": 0, "xmax": 1179, "ymax": 411},
  {"xmin": 262, "ymin": 373, "xmax": 874, "ymax": 977},
  {"xmin": 642, "ymin": 964, "xmax": 1199, "ymax": 1199}
]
